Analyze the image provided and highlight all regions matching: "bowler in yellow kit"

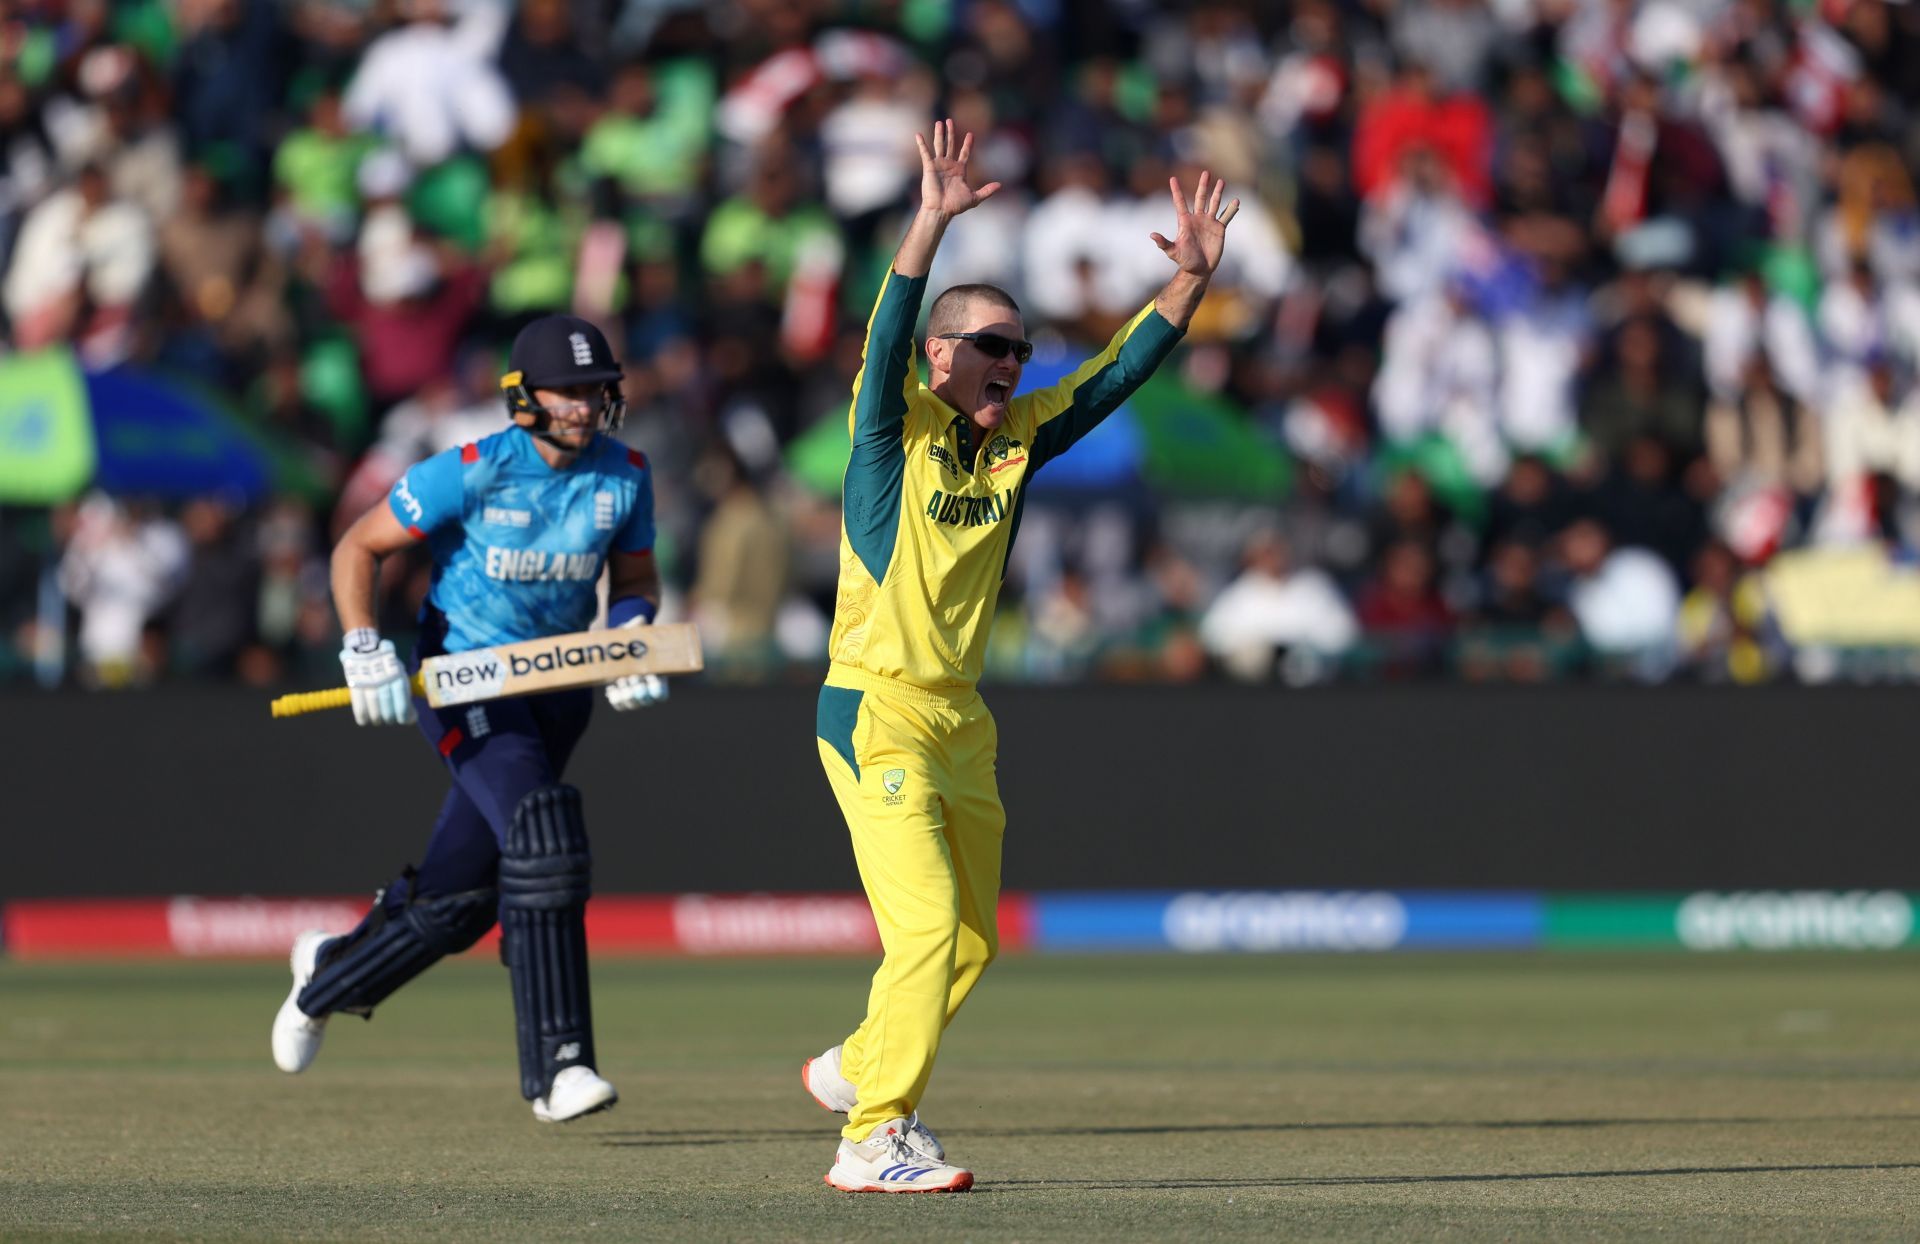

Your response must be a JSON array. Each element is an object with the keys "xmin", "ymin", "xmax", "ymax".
[{"xmin": 801, "ymin": 119, "xmax": 1237, "ymax": 1193}]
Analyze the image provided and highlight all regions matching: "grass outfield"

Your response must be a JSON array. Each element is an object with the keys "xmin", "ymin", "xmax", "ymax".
[{"xmin": 2, "ymin": 953, "xmax": 1917, "ymax": 1242}]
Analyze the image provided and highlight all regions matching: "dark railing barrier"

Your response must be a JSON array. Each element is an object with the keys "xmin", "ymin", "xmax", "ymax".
[{"xmin": 3, "ymin": 683, "xmax": 1913, "ymax": 900}]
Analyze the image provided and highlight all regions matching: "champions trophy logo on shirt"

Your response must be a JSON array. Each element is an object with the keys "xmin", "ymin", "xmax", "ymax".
[{"xmin": 569, "ymin": 332, "xmax": 594, "ymax": 366}]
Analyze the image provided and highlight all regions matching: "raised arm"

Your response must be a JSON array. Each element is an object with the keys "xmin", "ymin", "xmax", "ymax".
[
  {"xmin": 894, "ymin": 117, "xmax": 1001, "ymax": 279},
  {"xmin": 843, "ymin": 120, "xmax": 1001, "ymax": 585},
  {"xmin": 849, "ymin": 118, "xmax": 1001, "ymax": 446},
  {"xmin": 1021, "ymin": 172, "xmax": 1237, "ymax": 469},
  {"xmin": 1148, "ymin": 170, "xmax": 1237, "ymax": 331}
]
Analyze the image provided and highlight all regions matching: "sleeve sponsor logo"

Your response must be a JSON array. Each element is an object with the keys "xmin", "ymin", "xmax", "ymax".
[
  {"xmin": 393, "ymin": 476, "xmax": 423, "ymax": 523},
  {"xmin": 483, "ymin": 547, "xmax": 602, "ymax": 582}
]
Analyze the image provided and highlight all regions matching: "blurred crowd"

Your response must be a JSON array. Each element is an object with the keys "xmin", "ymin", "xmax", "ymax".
[{"xmin": 2, "ymin": 0, "xmax": 1919, "ymax": 690}]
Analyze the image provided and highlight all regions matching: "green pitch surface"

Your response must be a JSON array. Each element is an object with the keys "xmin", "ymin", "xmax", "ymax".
[{"xmin": 3, "ymin": 954, "xmax": 1918, "ymax": 1242}]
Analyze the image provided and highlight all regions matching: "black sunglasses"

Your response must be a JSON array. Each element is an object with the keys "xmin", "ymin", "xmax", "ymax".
[{"xmin": 937, "ymin": 332, "xmax": 1033, "ymax": 364}]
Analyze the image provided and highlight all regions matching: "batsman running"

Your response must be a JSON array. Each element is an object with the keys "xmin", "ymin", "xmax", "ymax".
[
  {"xmin": 803, "ymin": 120, "xmax": 1236, "ymax": 1192},
  {"xmin": 270, "ymin": 314, "xmax": 668, "ymax": 1123}
]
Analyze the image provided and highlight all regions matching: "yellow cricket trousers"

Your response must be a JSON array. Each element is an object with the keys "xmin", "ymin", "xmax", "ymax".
[{"xmin": 815, "ymin": 663, "xmax": 1005, "ymax": 1141}]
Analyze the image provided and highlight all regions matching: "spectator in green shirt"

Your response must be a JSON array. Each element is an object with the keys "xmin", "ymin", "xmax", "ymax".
[
  {"xmin": 699, "ymin": 156, "xmax": 841, "ymax": 300},
  {"xmin": 272, "ymin": 87, "xmax": 375, "ymax": 241},
  {"xmin": 579, "ymin": 61, "xmax": 712, "ymax": 210},
  {"xmin": 482, "ymin": 148, "xmax": 582, "ymax": 319},
  {"xmin": 580, "ymin": 60, "xmax": 714, "ymax": 261}
]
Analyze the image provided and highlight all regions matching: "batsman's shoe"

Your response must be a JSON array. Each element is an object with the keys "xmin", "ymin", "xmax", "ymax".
[
  {"xmin": 532, "ymin": 1066, "xmax": 618, "ymax": 1123},
  {"xmin": 825, "ymin": 1118, "xmax": 973, "ymax": 1194},
  {"xmin": 802, "ymin": 1046, "xmax": 945, "ymax": 1161},
  {"xmin": 271, "ymin": 930, "xmax": 334, "ymax": 1073},
  {"xmin": 802, "ymin": 1044, "xmax": 859, "ymax": 1113},
  {"xmin": 901, "ymin": 1112, "xmax": 947, "ymax": 1163}
]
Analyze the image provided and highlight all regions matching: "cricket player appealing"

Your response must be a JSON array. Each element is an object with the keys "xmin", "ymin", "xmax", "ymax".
[
  {"xmin": 802, "ymin": 120, "xmax": 1236, "ymax": 1192},
  {"xmin": 270, "ymin": 314, "xmax": 668, "ymax": 1123}
]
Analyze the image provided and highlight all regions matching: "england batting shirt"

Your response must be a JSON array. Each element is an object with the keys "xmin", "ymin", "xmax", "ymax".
[
  {"xmin": 388, "ymin": 428, "xmax": 654, "ymax": 653},
  {"xmin": 828, "ymin": 270, "xmax": 1183, "ymax": 690}
]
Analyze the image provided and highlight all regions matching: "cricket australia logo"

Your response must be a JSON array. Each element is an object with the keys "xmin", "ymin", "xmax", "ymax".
[
  {"xmin": 881, "ymin": 768, "xmax": 906, "ymax": 805},
  {"xmin": 569, "ymin": 332, "xmax": 594, "ymax": 367},
  {"xmin": 985, "ymin": 434, "xmax": 1028, "ymax": 475}
]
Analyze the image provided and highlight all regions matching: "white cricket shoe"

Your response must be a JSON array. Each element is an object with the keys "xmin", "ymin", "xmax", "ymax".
[
  {"xmin": 825, "ymin": 1118, "xmax": 973, "ymax": 1194},
  {"xmin": 271, "ymin": 930, "xmax": 335, "ymax": 1073},
  {"xmin": 900, "ymin": 1112, "xmax": 947, "ymax": 1163},
  {"xmin": 802, "ymin": 1045, "xmax": 946, "ymax": 1160},
  {"xmin": 533, "ymin": 1065, "xmax": 618, "ymax": 1123},
  {"xmin": 801, "ymin": 1044, "xmax": 858, "ymax": 1113}
]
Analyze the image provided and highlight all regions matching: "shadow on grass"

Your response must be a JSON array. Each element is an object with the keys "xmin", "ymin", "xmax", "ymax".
[
  {"xmin": 595, "ymin": 1114, "xmax": 1920, "ymax": 1148},
  {"xmin": 984, "ymin": 1161, "xmax": 1920, "ymax": 1192},
  {"xmin": 599, "ymin": 1127, "xmax": 823, "ymax": 1148},
  {"xmin": 973, "ymin": 1113, "xmax": 1920, "ymax": 1139}
]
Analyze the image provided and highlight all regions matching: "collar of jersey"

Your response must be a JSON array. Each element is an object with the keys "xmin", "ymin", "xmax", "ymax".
[
  {"xmin": 941, "ymin": 413, "xmax": 978, "ymax": 475},
  {"xmin": 924, "ymin": 384, "xmax": 986, "ymax": 472},
  {"xmin": 508, "ymin": 424, "xmax": 603, "ymax": 472}
]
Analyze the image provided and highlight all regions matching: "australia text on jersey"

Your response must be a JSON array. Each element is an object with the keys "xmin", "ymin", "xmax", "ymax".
[{"xmin": 924, "ymin": 490, "xmax": 1010, "ymax": 528}]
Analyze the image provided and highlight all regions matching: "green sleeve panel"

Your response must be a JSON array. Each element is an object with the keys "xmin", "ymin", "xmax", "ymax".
[
  {"xmin": 1028, "ymin": 308, "xmax": 1183, "ymax": 470},
  {"xmin": 816, "ymin": 685, "xmax": 864, "ymax": 781},
  {"xmin": 842, "ymin": 270, "xmax": 928, "ymax": 584},
  {"xmin": 999, "ymin": 478, "xmax": 1031, "ymax": 582}
]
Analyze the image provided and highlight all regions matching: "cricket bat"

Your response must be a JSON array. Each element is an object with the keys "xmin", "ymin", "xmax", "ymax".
[{"xmin": 268, "ymin": 624, "xmax": 704, "ymax": 719}]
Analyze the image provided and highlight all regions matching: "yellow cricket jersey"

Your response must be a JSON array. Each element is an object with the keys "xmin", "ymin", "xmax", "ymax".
[{"xmin": 828, "ymin": 270, "xmax": 1185, "ymax": 690}]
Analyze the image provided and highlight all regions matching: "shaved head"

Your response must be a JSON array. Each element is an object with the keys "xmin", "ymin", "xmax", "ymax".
[
  {"xmin": 925, "ymin": 283, "xmax": 1025, "ymax": 436},
  {"xmin": 927, "ymin": 284, "xmax": 1021, "ymax": 339}
]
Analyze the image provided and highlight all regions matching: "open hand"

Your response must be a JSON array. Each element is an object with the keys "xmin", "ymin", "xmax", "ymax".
[
  {"xmin": 1150, "ymin": 171, "xmax": 1237, "ymax": 278},
  {"xmin": 916, "ymin": 118, "xmax": 1001, "ymax": 218}
]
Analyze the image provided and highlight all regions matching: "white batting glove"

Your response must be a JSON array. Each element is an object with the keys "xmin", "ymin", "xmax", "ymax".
[
  {"xmin": 340, "ymin": 631, "xmax": 416, "ymax": 726},
  {"xmin": 605, "ymin": 672, "xmax": 667, "ymax": 711},
  {"xmin": 604, "ymin": 610, "xmax": 668, "ymax": 712}
]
